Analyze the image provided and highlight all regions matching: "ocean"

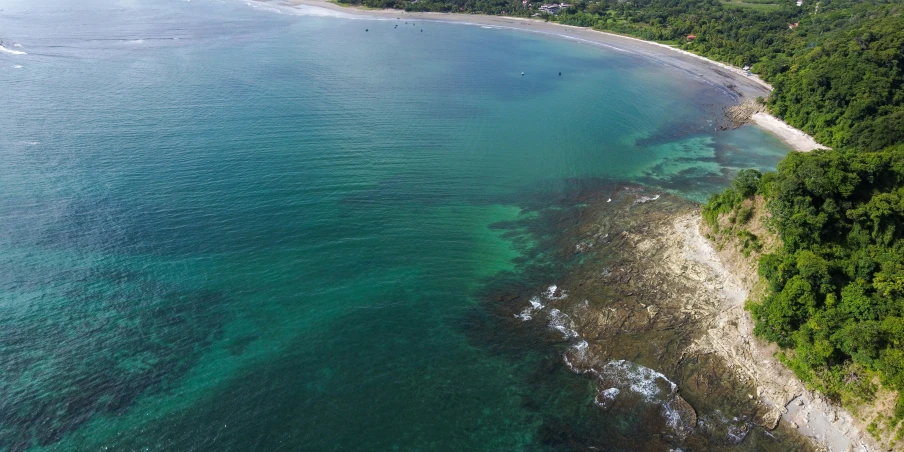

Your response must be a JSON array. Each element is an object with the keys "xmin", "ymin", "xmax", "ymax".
[{"xmin": 0, "ymin": 0, "xmax": 801, "ymax": 449}]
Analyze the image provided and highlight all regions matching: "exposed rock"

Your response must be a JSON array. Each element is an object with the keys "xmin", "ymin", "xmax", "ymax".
[
  {"xmin": 723, "ymin": 98, "xmax": 765, "ymax": 129},
  {"xmin": 508, "ymin": 187, "xmax": 877, "ymax": 451},
  {"xmin": 508, "ymin": 190, "xmax": 786, "ymax": 447}
]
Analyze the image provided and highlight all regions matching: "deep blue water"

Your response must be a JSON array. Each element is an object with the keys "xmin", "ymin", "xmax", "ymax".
[{"xmin": 0, "ymin": 0, "xmax": 796, "ymax": 449}]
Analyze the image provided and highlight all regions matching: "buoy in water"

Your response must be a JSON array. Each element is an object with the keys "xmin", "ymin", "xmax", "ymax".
[
  {"xmin": 366, "ymin": 29, "xmax": 369, "ymax": 32},
  {"xmin": 521, "ymin": 72, "xmax": 525, "ymax": 76},
  {"xmin": 558, "ymin": 72, "xmax": 562, "ymax": 76}
]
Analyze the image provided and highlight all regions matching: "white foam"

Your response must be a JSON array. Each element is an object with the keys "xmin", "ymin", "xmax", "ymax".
[
  {"xmin": 529, "ymin": 296, "xmax": 544, "ymax": 310},
  {"xmin": 547, "ymin": 308, "xmax": 578, "ymax": 339},
  {"xmin": 600, "ymin": 387, "xmax": 619, "ymax": 398},
  {"xmin": 544, "ymin": 285, "xmax": 567, "ymax": 300},
  {"xmin": 595, "ymin": 387, "xmax": 620, "ymax": 409},
  {"xmin": 514, "ymin": 296, "xmax": 545, "ymax": 321},
  {"xmin": 599, "ymin": 360, "xmax": 676, "ymax": 401},
  {"xmin": 725, "ymin": 423, "xmax": 749, "ymax": 443},
  {"xmin": 0, "ymin": 45, "xmax": 26, "ymax": 55},
  {"xmin": 572, "ymin": 339, "xmax": 588, "ymax": 355},
  {"xmin": 633, "ymin": 194, "xmax": 661, "ymax": 205},
  {"xmin": 662, "ymin": 403, "xmax": 685, "ymax": 434},
  {"xmin": 13, "ymin": 65, "xmax": 22, "ymax": 69},
  {"xmin": 244, "ymin": 0, "xmax": 357, "ymax": 18},
  {"xmin": 564, "ymin": 339, "xmax": 589, "ymax": 369},
  {"xmin": 129, "ymin": 39, "xmax": 145, "ymax": 44},
  {"xmin": 596, "ymin": 360, "xmax": 693, "ymax": 435},
  {"xmin": 699, "ymin": 410, "xmax": 750, "ymax": 444}
]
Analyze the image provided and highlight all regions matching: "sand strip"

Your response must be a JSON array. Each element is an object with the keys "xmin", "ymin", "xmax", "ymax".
[{"xmin": 751, "ymin": 112, "xmax": 829, "ymax": 152}]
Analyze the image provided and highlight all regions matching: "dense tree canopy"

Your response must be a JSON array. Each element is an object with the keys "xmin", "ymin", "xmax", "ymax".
[{"xmin": 705, "ymin": 147, "xmax": 904, "ymax": 432}]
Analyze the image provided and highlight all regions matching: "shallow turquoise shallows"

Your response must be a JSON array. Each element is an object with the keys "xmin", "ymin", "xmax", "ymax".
[{"xmin": 1, "ymin": 0, "xmax": 793, "ymax": 450}]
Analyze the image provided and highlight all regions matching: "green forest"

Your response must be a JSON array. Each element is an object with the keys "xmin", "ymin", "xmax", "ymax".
[
  {"xmin": 704, "ymin": 148, "xmax": 904, "ymax": 431},
  {"xmin": 344, "ymin": 0, "xmax": 904, "ymax": 438},
  {"xmin": 681, "ymin": 0, "xmax": 904, "ymax": 440}
]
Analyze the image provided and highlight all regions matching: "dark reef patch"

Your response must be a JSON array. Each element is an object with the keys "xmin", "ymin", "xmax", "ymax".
[{"xmin": 0, "ymin": 268, "xmax": 226, "ymax": 451}]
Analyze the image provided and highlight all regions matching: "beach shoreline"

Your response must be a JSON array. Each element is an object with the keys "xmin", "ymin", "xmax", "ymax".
[
  {"xmin": 274, "ymin": 2, "xmax": 851, "ymax": 447},
  {"xmin": 281, "ymin": 0, "xmax": 824, "ymax": 151},
  {"xmin": 751, "ymin": 112, "xmax": 829, "ymax": 152}
]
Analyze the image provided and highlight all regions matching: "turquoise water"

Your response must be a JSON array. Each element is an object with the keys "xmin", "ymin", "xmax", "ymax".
[{"xmin": 0, "ymin": 0, "xmax": 794, "ymax": 450}]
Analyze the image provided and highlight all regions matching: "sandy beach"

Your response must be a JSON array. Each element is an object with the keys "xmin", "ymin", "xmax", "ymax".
[
  {"xmin": 751, "ymin": 112, "xmax": 829, "ymax": 151},
  {"xmin": 278, "ymin": 0, "xmax": 825, "ymax": 151}
]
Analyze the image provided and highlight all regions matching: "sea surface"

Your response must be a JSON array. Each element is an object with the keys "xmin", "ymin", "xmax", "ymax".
[{"xmin": 1, "ymin": 0, "xmax": 797, "ymax": 450}]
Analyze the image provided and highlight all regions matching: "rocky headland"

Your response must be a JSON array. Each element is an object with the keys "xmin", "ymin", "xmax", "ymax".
[{"xmin": 504, "ymin": 186, "xmax": 880, "ymax": 450}]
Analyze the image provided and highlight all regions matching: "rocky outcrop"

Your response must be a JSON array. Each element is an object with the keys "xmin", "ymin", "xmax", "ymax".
[
  {"xmin": 509, "ymin": 189, "xmax": 800, "ymax": 448},
  {"xmin": 723, "ymin": 98, "xmax": 765, "ymax": 129},
  {"xmin": 690, "ymin": 200, "xmax": 879, "ymax": 451},
  {"xmin": 510, "ymin": 188, "xmax": 877, "ymax": 450}
]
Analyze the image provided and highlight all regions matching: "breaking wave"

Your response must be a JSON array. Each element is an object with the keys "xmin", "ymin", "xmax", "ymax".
[
  {"xmin": 595, "ymin": 360, "xmax": 695, "ymax": 436},
  {"xmin": 633, "ymin": 194, "xmax": 661, "ymax": 205},
  {"xmin": 0, "ymin": 45, "xmax": 27, "ymax": 55}
]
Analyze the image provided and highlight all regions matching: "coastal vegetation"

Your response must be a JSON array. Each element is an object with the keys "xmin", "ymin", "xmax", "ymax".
[
  {"xmin": 705, "ymin": 147, "xmax": 904, "ymax": 441},
  {"xmin": 676, "ymin": 0, "xmax": 904, "ymax": 444}
]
